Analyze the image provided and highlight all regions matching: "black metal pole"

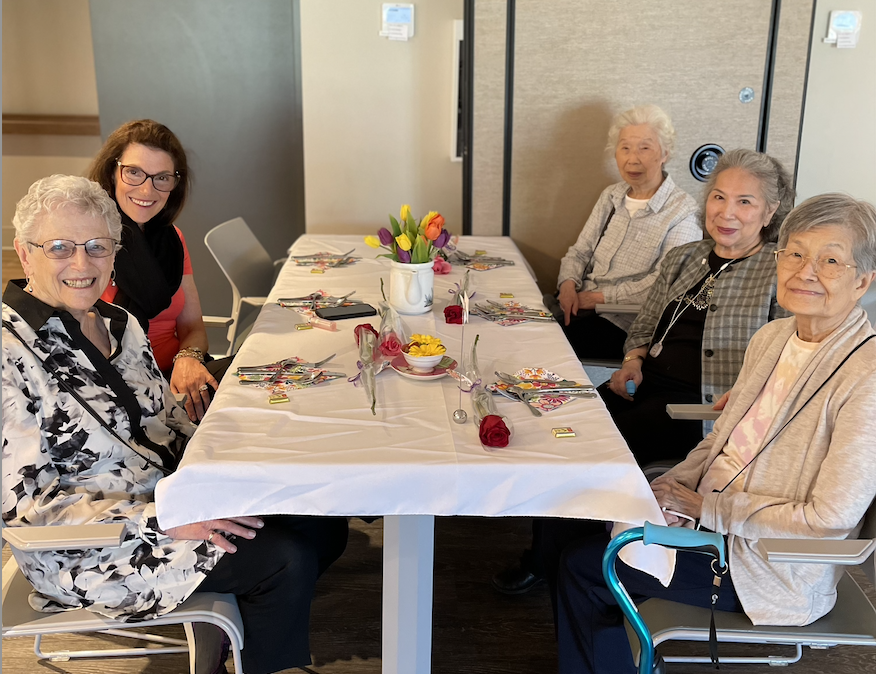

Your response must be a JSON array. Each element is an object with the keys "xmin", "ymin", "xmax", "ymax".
[
  {"xmin": 757, "ymin": 0, "xmax": 782, "ymax": 152},
  {"xmin": 462, "ymin": 0, "xmax": 475, "ymax": 235},
  {"xmin": 501, "ymin": 0, "xmax": 516, "ymax": 236}
]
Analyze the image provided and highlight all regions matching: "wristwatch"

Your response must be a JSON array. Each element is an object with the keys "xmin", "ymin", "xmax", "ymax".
[{"xmin": 622, "ymin": 354, "xmax": 644, "ymax": 365}]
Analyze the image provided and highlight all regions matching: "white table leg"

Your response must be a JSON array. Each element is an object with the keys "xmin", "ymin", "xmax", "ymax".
[{"xmin": 382, "ymin": 514, "xmax": 435, "ymax": 674}]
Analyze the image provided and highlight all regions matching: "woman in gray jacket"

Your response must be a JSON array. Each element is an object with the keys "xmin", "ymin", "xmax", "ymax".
[
  {"xmin": 555, "ymin": 193, "xmax": 876, "ymax": 674},
  {"xmin": 602, "ymin": 149, "xmax": 795, "ymax": 466}
]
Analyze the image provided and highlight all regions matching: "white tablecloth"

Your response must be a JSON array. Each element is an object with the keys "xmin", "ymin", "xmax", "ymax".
[{"xmin": 156, "ymin": 235, "xmax": 673, "ymax": 583}]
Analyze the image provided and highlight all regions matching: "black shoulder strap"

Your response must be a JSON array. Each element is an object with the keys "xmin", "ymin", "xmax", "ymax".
[{"xmin": 2, "ymin": 319, "xmax": 175, "ymax": 476}]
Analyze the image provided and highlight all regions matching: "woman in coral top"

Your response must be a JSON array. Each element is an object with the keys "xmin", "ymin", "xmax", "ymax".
[{"xmin": 91, "ymin": 120, "xmax": 217, "ymax": 422}]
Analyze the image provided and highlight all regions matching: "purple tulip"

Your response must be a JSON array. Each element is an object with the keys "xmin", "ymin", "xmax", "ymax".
[
  {"xmin": 378, "ymin": 227, "xmax": 393, "ymax": 246},
  {"xmin": 397, "ymin": 248, "xmax": 411, "ymax": 263},
  {"xmin": 434, "ymin": 229, "xmax": 450, "ymax": 249}
]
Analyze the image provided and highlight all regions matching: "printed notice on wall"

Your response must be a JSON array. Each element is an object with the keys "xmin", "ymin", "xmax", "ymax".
[
  {"xmin": 381, "ymin": 4, "xmax": 415, "ymax": 41},
  {"xmin": 824, "ymin": 10, "xmax": 862, "ymax": 49}
]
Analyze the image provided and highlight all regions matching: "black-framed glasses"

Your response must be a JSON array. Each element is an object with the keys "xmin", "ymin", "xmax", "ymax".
[
  {"xmin": 774, "ymin": 249, "xmax": 857, "ymax": 280},
  {"xmin": 116, "ymin": 160, "xmax": 180, "ymax": 192},
  {"xmin": 28, "ymin": 238, "xmax": 120, "ymax": 259}
]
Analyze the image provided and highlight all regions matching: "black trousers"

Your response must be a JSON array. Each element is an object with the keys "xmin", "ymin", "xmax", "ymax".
[
  {"xmin": 544, "ymin": 295, "xmax": 627, "ymax": 361},
  {"xmin": 195, "ymin": 515, "xmax": 349, "ymax": 674},
  {"xmin": 598, "ymin": 369, "xmax": 705, "ymax": 465},
  {"xmin": 555, "ymin": 530, "xmax": 743, "ymax": 674}
]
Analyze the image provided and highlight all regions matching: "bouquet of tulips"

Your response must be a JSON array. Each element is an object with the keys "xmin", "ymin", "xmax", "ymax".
[{"xmin": 365, "ymin": 204, "xmax": 452, "ymax": 263}]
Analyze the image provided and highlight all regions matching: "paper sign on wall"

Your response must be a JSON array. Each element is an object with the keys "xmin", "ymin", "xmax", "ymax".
[
  {"xmin": 824, "ymin": 10, "xmax": 862, "ymax": 48},
  {"xmin": 381, "ymin": 4, "xmax": 415, "ymax": 41}
]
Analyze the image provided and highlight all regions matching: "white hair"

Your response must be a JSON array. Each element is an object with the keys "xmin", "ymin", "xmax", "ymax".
[
  {"xmin": 12, "ymin": 174, "xmax": 122, "ymax": 244},
  {"xmin": 605, "ymin": 104, "xmax": 676, "ymax": 160}
]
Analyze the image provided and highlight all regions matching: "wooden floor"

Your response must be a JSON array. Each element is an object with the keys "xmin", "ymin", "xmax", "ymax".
[{"xmin": 3, "ymin": 517, "xmax": 876, "ymax": 673}]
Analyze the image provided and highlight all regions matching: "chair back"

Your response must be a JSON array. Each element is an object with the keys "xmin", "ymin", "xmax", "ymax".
[
  {"xmin": 205, "ymin": 217, "xmax": 275, "ymax": 306},
  {"xmin": 859, "ymin": 494, "xmax": 876, "ymax": 586}
]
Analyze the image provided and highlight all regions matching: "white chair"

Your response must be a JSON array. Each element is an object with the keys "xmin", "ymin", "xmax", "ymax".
[
  {"xmin": 2, "ymin": 523, "xmax": 244, "ymax": 673},
  {"xmin": 205, "ymin": 217, "xmax": 285, "ymax": 355}
]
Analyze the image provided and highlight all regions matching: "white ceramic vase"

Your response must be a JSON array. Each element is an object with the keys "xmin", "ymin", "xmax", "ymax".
[{"xmin": 389, "ymin": 260, "xmax": 435, "ymax": 315}]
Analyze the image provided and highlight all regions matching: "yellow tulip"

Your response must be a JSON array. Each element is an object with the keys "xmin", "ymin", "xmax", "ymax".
[
  {"xmin": 364, "ymin": 235, "xmax": 381, "ymax": 248},
  {"xmin": 395, "ymin": 233, "xmax": 412, "ymax": 251},
  {"xmin": 400, "ymin": 204, "xmax": 412, "ymax": 222}
]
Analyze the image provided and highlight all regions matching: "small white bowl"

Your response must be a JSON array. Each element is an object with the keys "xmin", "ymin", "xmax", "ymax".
[{"xmin": 403, "ymin": 351, "xmax": 444, "ymax": 373}]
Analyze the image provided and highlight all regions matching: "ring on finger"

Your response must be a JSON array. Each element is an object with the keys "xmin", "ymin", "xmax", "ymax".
[
  {"xmin": 199, "ymin": 384, "xmax": 209, "ymax": 392},
  {"xmin": 207, "ymin": 531, "xmax": 216, "ymax": 542}
]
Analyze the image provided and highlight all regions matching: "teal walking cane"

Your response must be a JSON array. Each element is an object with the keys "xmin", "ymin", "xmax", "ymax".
[{"xmin": 602, "ymin": 522, "xmax": 727, "ymax": 674}]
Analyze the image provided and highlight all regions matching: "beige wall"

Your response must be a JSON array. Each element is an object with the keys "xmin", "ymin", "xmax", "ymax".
[
  {"xmin": 796, "ymin": 0, "xmax": 876, "ymax": 203},
  {"xmin": 300, "ymin": 0, "xmax": 464, "ymax": 236},
  {"xmin": 2, "ymin": 0, "xmax": 100, "ymax": 249}
]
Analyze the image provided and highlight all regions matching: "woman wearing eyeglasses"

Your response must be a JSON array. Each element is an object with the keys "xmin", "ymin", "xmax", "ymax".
[
  {"xmin": 3, "ymin": 175, "xmax": 349, "ymax": 674},
  {"xmin": 554, "ymin": 193, "xmax": 876, "ymax": 674},
  {"xmin": 89, "ymin": 120, "xmax": 216, "ymax": 422}
]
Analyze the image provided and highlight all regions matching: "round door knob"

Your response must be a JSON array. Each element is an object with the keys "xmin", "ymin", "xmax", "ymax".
[{"xmin": 690, "ymin": 144, "xmax": 725, "ymax": 182}]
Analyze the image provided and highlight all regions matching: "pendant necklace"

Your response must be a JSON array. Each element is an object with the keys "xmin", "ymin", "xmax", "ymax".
[{"xmin": 649, "ymin": 242, "xmax": 762, "ymax": 358}]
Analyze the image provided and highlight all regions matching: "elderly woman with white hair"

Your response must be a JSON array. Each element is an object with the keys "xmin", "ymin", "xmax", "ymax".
[
  {"xmin": 2, "ymin": 175, "xmax": 348, "ymax": 674},
  {"xmin": 551, "ymin": 104, "xmax": 702, "ymax": 361},
  {"xmin": 554, "ymin": 192, "xmax": 876, "ymax": 673}
]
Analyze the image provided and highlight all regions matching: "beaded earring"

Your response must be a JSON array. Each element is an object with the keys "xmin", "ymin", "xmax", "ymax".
[{"xmin": 25, "ymin": 277, "xmax": 33, "ymax": 293}]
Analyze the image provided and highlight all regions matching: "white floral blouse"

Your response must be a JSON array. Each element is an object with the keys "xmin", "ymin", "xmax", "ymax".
[{"xmin": 2, "ymin": 281, "xmax": 223, "ymax": 621}]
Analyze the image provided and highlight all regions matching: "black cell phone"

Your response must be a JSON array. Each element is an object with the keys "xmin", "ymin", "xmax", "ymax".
[{"xmin": 314, "ymin": 304, "xmax": 377, "ymax": 320}]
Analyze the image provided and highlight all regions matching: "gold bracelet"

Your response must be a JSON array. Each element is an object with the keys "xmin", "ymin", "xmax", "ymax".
[
  {"xmin": 172, "ymin": 346, "xmax": 204, "ymax": 364},
  {"xmin": 622, "ymin": 354, "xmax": 644, "ymax": 365}
]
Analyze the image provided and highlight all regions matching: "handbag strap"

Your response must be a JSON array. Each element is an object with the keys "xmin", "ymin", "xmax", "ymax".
[
  {"xmin": 2, "ymin": 319, "xmax": 175, "ymax": 476},
  {"xmin": 717, "ymin": 333, "xmax": 876, "ymax": 494},
  {"xmin": 583, "ymin": 204, "xmax": 616, "ymax": 279}
]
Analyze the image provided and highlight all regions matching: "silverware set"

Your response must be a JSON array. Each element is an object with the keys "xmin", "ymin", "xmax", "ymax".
[
  {"xmin": 448, "ymin": 250, "xmax": 516, "ymax": 267},
  {"xmin": 490, "ymin": 371, "xmax": 597, "ymax": 416},
  {"xmin": 288, "ymin": 248, "xmax": 360, "ymax": 267},
  {"xmin": 237, "ymin": 354, "xmax": 344, "ymax": 387},
  {"xmin": 277, "ymin": 291, "xmax": 362, "ymax": 309},
  {"xmin": 472, "ymin": 301, "xmax": 555, "ymax": 322}
]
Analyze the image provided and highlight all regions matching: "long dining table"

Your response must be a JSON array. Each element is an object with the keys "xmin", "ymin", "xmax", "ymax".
[{"xmin": 155, "ymin": 234, "xmax": 673, "ymax": 674}]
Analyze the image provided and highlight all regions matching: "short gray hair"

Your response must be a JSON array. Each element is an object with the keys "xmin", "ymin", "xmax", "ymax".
[
  {"xmin": 778, "ymin": 193, "xmax": 876, "ymax": 275},
  {"xmin": 702, "ymin": 149, "xmax": 795, "ymax": 243},
  {"xmin": 12, "ymin": 174, "xmax": 122, "ymax": 244},
  {"xmin": 606, "ymin": 104, "xmax": 676, "ymax": 160}
]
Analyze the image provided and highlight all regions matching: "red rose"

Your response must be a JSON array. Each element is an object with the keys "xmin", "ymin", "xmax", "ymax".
[
  {"xmin": 444, "ymin": 305, "xmax": 463, "ymax": 324},
  {"xmin": 479, "ymin": 414, "xmax": 510, "ymax": 448},
  {"xmin": 379, "ymin": 331, "xmax": 403, "ymax": 357},
  {"xmin": 354, "ymin": 323, "xmax": 379, "ymax": 346}
]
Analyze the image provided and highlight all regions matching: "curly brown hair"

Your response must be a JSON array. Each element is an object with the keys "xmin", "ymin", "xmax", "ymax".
[{"xmin": 86, "ymin": 119, "xmax": 191, "ymax": 223}]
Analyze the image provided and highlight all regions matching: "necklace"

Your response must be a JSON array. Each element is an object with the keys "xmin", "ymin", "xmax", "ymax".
[{"xmin": 649, "ymin": 242, "xmax": 762, "ymax": 358}]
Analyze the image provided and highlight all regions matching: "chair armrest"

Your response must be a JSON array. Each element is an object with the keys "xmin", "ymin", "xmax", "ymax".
[
  {"xmin": 2, "ymin": 523, "xmax": 127, "ymax": 551},
  {"xmin": 203, "ymin": 315, "xmax": 234, "ymax": 329},
  {"xmin": 666, "ymin": 403, "xmax": 722, "ymax": 421},
  {"xmin": 174, "ymin": 392, "xmax": 187, "ymax": 405},
  {"xmin": 757, "ymin": 538, "xmax": 876, "ymax": 566},
  {"xmin": 273, "ymin": 258, "xmax": 286, "ymax": 268},
  {"xmin": 240, "ymin": 297, "xmax": 267, "ymax": 307},
  {"xmin": 595, "ymin": 303, "xmax": 642, "ymax": 314}
]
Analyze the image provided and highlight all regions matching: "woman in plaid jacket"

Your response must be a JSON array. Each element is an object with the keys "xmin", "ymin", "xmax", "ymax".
[{"xmin": 603, "ymin": 149, "xmax": 796, "ymax": 465}]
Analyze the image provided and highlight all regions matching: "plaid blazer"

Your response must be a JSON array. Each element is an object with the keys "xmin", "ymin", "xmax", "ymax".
[{"xmin": 625, "ymin": 240, "xmax": 790, "ymax": 429}]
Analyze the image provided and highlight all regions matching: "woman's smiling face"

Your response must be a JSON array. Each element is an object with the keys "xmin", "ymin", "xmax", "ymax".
[
  {"xmin": 15, "ymin": 205, "xmax": 116, "ymax": 321},
  {"xmin": 114, "ymin": 143, "xmax": 176, "ymax": 225}
]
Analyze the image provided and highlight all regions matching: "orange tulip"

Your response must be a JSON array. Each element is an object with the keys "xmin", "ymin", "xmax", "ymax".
[{"xmin": 422, "ymin": 211, "xmax": 445, "ymax": 241}]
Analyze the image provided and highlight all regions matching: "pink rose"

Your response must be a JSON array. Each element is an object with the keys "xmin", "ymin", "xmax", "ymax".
[
  {"xmin": 433, "ymin": 257, "xmax": 452, "ymax": 275},
  {"xmin": 379, "ymin": 331, "xmax": 403, "ymax": 357}
]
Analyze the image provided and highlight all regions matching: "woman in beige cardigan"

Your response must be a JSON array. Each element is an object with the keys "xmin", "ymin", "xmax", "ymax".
[{"xmin": 552, "ymin": 193, "xmax": 876, "ymax": 674}]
